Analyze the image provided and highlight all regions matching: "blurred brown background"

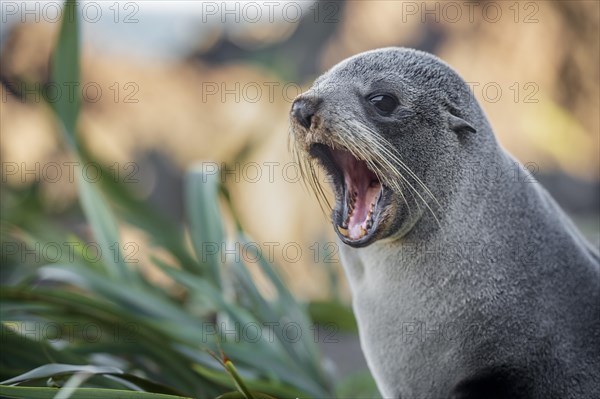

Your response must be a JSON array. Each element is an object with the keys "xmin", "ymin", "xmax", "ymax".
[{"xmin": 2, "ymin": 0, "xmax": 599, "ymax": 302}]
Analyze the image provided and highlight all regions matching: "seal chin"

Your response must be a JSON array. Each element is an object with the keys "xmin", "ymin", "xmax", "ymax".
[{"xmin": 309, "ymin": 143, "xmax": 389, "ymax": 248}]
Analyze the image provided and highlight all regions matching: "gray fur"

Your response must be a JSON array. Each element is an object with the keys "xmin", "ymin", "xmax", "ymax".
[{"xmin": 291, "ymin": 48, "xmax": 600, "ymax": 398}]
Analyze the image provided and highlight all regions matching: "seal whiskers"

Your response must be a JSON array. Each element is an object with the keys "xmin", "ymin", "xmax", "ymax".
[
  {"xmin": 343, "ymin": 120, "xmax": 440, "ymax": 224},
  {"xmin": 291, "ymin": 115, "xmax": 440, "ymax": 226}
]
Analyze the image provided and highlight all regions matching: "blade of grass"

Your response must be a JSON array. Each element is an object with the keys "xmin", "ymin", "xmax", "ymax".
[
  {"xmin": 215, "ymin": 393, "xmax": 276, "ymax": 399},
  {"xmin": 0, "ymin": 363, "xmax": 190, "ymax": 397},
  {"xmin": 0, "ymin": 386, "xmax": 194, "ymax": 399},
  {"xmin": 221, "ymin": 358, "xmax": 254, "ymax": 399},
  {"xmin": 48, "ymin": 0, "xmax": 136, "ymax": 285},
  {"xmin": 50, "ymin": 0, "xmax": 79, "ymax": 148},
  {"xmin": 1, "ymin": 364, "xmax": 121, "ymax": 385},
  {"xmin": 185, "ymin": 167, "xmax": 225, "ymax": 288},
  {"xmin": 76, "ymin": 178, "xmax": 136, "ymax": 283},
  {"xmin": 191, "ymin": 363, "xmax": 304, "ymax": 399},
  {"xmin": 37, "ymin": 265, "xmax": 189, "ymax": 323}
]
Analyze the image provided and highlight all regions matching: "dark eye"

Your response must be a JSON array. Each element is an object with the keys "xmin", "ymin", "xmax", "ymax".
[{"xmin": 369, "ymin": 94, "xmax": 398, "ymax": 116}]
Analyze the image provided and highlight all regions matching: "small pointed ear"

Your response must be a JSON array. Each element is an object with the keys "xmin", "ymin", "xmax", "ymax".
[{"xmin": 448, "ymin": 114, "xmax": 476, "ymax": 134}]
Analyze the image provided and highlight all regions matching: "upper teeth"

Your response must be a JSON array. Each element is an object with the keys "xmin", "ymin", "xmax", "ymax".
[{"xmin": 365, "ymin": 202, "xmax": 376, "ymax": 229}]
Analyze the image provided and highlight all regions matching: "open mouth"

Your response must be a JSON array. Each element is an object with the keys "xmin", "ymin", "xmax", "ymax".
[{"xmin": 309, "ymin": 144, "xmax": 387, "ymax": 247}]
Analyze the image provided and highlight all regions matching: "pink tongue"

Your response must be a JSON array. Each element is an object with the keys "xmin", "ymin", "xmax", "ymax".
[
  {"xmin": 331, "ymin": 148, "xmax": 380, "ymax": 240},
  {"xmin": 346, "ymin": 174, "xmax": 374, "ymax": 239}
]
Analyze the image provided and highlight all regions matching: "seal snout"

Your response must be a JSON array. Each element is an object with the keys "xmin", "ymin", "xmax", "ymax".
[{"xmin": 291, "ymin": 97, "xmax": 318, "ymax": 129}]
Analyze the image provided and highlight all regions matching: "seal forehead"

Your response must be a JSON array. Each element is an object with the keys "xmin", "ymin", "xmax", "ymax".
[
  {"xmin": 316, "ymin": 47, "xmax": 465, "ymax": 97},
  {"xmin": 316, "ymin": 49, "xmax": 404, "ymax": 88}
]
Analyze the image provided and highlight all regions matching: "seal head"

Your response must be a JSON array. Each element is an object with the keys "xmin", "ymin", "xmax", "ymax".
[{"xmin": 290, "ymin": 47, "xmax": 478, "ymax": 247}]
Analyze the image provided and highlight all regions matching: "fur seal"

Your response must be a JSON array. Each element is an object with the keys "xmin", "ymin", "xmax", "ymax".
[{"xmin": 289, "ymin": 48, "xmax": 600, "ymax": 398}]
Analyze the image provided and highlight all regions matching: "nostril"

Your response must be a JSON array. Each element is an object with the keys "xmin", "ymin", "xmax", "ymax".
[{"xmin": 291, "ymin": 99, "xmax": 315, "ymax": 129}]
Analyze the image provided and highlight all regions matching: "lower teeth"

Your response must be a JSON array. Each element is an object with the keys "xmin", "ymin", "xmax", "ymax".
[
  {"xmin": 337, "ymin": 226, "xmax": 349, "ymax": 237},
  {"xmin": 340, "ymin": 193, "xmax": 378, "ymax": 240}
]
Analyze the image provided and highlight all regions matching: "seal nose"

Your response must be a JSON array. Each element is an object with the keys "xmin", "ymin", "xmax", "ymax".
[{"xmin": 291, "ymin": 98, "xmax": 316, "ymax": 129}]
